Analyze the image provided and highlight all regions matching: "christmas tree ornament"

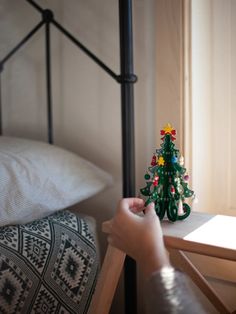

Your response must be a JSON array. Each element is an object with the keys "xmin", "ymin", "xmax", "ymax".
[
  {"xmin": 179, "ymin": 155, "xmax": 184, "ymax": 166},
  {"xmin": 144, "ymin": 173, "xmax": 151, "ymax": 180},
  {"xmin": 178, "ymin": 199, "xmax": 184, "ymax": 215},
  {"xmin": 140, "ymin": 123, "xmax": 194, "ymax": 222},
  {"xmin": 151, "ymin": 154, "xmax": 157, "ymax": 166},
  {"xmin": 184, "ymin": 174, "xmax": 189, "ymax": 181}
]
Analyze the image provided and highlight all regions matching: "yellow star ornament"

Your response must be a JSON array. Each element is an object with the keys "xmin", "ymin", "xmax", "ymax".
[
  {"xmin": 158, "ymin": 156, "xmax": 165, "ymax": 166},
  {"xmin": 163, "ymin": 123, "xmax": 174, "ymax": 134}
]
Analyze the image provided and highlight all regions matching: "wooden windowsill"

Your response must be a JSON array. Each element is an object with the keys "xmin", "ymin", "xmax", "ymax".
[{"xmin": 162, "ymin": 211, "xmax": 236, "ymax": 262}]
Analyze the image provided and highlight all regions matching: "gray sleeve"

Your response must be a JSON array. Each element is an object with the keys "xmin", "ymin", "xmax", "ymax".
[{"xmin": 145, "ymin": 267, "xmax": 207, "ymax": 314}]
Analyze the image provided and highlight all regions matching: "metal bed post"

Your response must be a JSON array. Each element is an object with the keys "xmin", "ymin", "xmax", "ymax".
[
  {"xmin": 119, "ymin": 1, "xmax": 137, "ymax": 314},
  {"xmin": 43, "ymin": 9, "xmax": 54, "ymax": 144}
]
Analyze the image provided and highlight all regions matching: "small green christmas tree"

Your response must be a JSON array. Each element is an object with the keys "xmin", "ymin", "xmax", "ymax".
[{"xmin": 140, "ymin": 123, "xmax": 194, "ymax": 222}]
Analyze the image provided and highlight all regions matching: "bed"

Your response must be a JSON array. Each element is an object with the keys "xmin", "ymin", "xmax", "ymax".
[{"xmin": 0, "ymin": 1, "xmax": 137, "ymax": 313}]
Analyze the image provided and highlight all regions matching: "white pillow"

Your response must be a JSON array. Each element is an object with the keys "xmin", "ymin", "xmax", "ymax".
[{"xmin": 0, "ymin": 136, "xmax": 113, "ymax": 226}]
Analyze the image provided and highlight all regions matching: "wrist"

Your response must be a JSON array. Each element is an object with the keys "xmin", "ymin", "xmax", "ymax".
[{"xmin": 137, "ymin": 246, "xmax": 171, "ymax": 279}]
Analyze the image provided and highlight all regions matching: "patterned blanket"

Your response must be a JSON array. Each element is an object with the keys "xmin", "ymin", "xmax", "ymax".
[{"xmin": 0, "ymin": 210, "xmax": 99, "ymax": 314}]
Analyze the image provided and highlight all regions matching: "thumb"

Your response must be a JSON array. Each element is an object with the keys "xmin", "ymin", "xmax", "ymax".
[{"xmin": 144, "ymin": 202, "xmax": 156, "ymax": 216}]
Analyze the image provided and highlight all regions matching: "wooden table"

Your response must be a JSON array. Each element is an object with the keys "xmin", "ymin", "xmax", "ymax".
[
  {"xmin": 89, "ymin": 211, "xmax": 236, "ymax": 314},
  {"xmin": 162, "ymin": 211, "xmax": 236, "ymax": 314}
]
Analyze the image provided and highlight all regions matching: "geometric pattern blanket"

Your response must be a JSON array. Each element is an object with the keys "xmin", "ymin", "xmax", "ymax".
[{"xmin": 0, "ymin": 210, "xmax": 99, "ymax": 314}]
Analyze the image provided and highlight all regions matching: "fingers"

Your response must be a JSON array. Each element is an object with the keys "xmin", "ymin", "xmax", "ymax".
[
  {"xmin": 144, "ymin": 202, "xmax": 156, "ymax": 216},
  {"xmin": 119, "ymin": 197, "xmax": 145, "ymax": 214}
]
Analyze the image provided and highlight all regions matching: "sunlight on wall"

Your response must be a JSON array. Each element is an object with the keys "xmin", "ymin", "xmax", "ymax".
[
  {"xmin": 191, "ymin": 0, "xmax": 236, "ymax": 216},
  {"xmin": 184, "ymin": 215, "xmax": 236, "ymax": 250}
]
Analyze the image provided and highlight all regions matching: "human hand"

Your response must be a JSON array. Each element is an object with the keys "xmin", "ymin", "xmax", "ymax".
[{"xmin": 102, "ymin": 198, "xmax": 170, "ymax": 278}]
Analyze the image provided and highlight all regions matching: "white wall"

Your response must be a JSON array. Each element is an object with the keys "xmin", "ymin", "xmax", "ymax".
[
  {"xmin": 191, "ymin": 0, "xmax": 213, "ymax": 212},
  {"xmin": 191, "ymin": 0, "xmax": 236, "ymax": 216}
]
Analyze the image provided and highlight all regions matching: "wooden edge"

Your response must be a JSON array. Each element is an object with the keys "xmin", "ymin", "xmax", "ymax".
[
  {"xmin": 87, "ymin": 245, "xmax": 126, "ymax": 314},
  {"xmin": 164, "ymin": 236, "xmax": 236, "ymax": 262},
  {"xmin": 169, "ymin": 249, "xmax": 231, "ymax": 314}
]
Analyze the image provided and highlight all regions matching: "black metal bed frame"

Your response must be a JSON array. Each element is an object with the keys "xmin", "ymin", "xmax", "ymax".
[{"xmin": 0, "ymin": 1, "xmax": 137, "ymax": 313}]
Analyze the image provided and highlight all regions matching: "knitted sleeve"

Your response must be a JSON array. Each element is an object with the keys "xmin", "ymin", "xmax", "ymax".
[{"xmin": 145, "ymin": 267, "xmax": 207, "ymax": 314}]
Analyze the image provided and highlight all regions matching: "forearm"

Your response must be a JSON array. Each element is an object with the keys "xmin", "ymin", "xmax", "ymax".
[
  {"xmin": 145, "ymin": 267, "xmax": 207, "ymax": 314},
  {"xmin": 138, "ymin": 247, "xmax": 170, "ymax": 279}
]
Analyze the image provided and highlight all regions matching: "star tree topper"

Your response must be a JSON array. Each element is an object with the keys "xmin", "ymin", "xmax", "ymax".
[{"xmin": 140, "ymin": 123, "xmax": 194, "ymax": 222}]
